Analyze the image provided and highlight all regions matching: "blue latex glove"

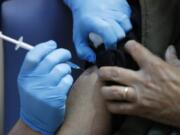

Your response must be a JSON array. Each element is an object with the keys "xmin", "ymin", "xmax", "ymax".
[
  {"xmin": 18, "ymin": 41, "xmax": 73, "ymax": 135},
  {"xmin": 64, "ymin": 0, "xmax": 132, "ymax": 63}
]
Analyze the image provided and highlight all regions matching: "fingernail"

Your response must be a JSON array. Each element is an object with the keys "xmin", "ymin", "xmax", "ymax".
[
  {"xmin": 125, "ymin": 40, "xmax": 137, "ymax": 48},
  {"xmin": 168, "ymin": 45, "xmax": 176, "ymax": 54}
]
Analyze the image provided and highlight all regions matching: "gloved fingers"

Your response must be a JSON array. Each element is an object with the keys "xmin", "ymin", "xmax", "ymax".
[
  {"xmin": 20, "ymin": 41, "xmax": 57, "ymax": 74},
  {"xmin": 89, "ymin": 18, "xmax": 118, "ymax": 50},
  {"xmin": 110, "ymin": 13, "xmax": 132, "ymax": 32},
  {"xmin": 74, "ymin": 41, "xmax": 96, "ymax": 63},
  {"xmin": 47, "ymin": 63, "xmax": 72, "ymax": 86},
  {"xmin": 57, "ymin": 74, "xmax": 74, "ymax": 95},
  {"xmin": 117, "ymin": 0, "xmax": 132, "ymax": 17},
  {"xmin": 118, "ymin": 15, "xmax": 132, "ymax": 32},
  {"xmin": 107, "ymin": 19, "xmax": 126, "ymax": 43},
  {"xmin": 32, "ymin": 48, "xmax": 72, "ymax": 74},
  {"xmin": 73, "ymin": 27, "xmax": 96, "ymax": 62}
]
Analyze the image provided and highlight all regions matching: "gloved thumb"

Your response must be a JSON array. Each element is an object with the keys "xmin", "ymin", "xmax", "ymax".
[{"xmin": 75, "ymin": 41, "xmax": 96, "ymax": 63}]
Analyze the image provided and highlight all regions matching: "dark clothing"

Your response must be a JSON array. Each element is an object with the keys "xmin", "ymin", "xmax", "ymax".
[{"xmin": 93, "ymin": 0, "xmax": 180, "ymax": 134}]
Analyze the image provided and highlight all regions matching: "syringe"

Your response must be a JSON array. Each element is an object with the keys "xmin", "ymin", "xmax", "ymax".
[{"xmin": 0, "ymin": 31, "xmax": 81, "ymax": 70}]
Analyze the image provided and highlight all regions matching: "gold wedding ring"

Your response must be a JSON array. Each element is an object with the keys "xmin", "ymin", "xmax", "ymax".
[{"xmin": 123, "ymin": 87, "xmax": 129, "ymax": 100}]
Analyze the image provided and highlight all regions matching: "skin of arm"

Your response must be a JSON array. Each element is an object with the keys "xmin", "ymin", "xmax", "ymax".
[
  {"xmin": 58, "ymin": 66, "xmax": 111, "ymax": 135},
  {"xmin": 9, "ymin": 66, "xmax": 111, "ymax": 135},
  {"xmin": 8, "ymin": 120, "xmax": 40, "ymax": 135}
]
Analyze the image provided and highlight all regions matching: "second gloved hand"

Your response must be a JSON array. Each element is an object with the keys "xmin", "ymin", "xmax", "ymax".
[
  {"xmin": 64, "ymin": 0, "xmax": 132, "ymax": 63},
  {"xmin": 18, "ymin": 41, "xmax": 73, "ymax": 135}
]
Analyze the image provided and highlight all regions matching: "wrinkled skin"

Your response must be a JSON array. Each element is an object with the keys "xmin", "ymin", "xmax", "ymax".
[
  {"xmin": 99, "ymin": 40, "xmax": 180, "ymax": 128},
  {"xmin": 64, "ymin": 0, "xmax": 132, "ymax": 62}
]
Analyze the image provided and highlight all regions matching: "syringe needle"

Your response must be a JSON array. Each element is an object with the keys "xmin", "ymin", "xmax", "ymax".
[{"xmin": 0, "ymin": 31, "xmax": 81, "ymax": 70}]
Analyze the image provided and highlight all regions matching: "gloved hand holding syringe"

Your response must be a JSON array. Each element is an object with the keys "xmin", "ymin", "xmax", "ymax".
[{"xmin": 0, "ymin": 31, "xmax": 81, "ymax": 70}]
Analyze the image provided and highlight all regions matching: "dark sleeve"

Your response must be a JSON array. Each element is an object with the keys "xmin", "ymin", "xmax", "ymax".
[{"xmin": 86, "ymin": 0, "xmax": 141, "ymax": 70}]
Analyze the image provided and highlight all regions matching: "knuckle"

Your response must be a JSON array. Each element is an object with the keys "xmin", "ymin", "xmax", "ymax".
[
  {"xmin": 129, "ymin": 88, "xmax": 137, "ymax": 101},
  {"xmin": 109, "ymin": 68, "xmax": 120, "ymax": 80},
  {"xmin": 148, "ymin": 59, "xmax": 164, "ymax": 71},
  {"xmin": 110, "ymin": 68, "xmax": 118, "ymax": 75},
  {"xmin": 111, "ymin": 87, "xmax": 121, "ymax": 96},
  {"xmin": 79, "ymin": 15, "xmax": 98, "ymax": 28}
]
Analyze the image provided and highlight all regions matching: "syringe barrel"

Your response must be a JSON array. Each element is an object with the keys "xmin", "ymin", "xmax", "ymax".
[{"xmin": 19, "ymin": 42, "xmax": 34, "ymax": 51}]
